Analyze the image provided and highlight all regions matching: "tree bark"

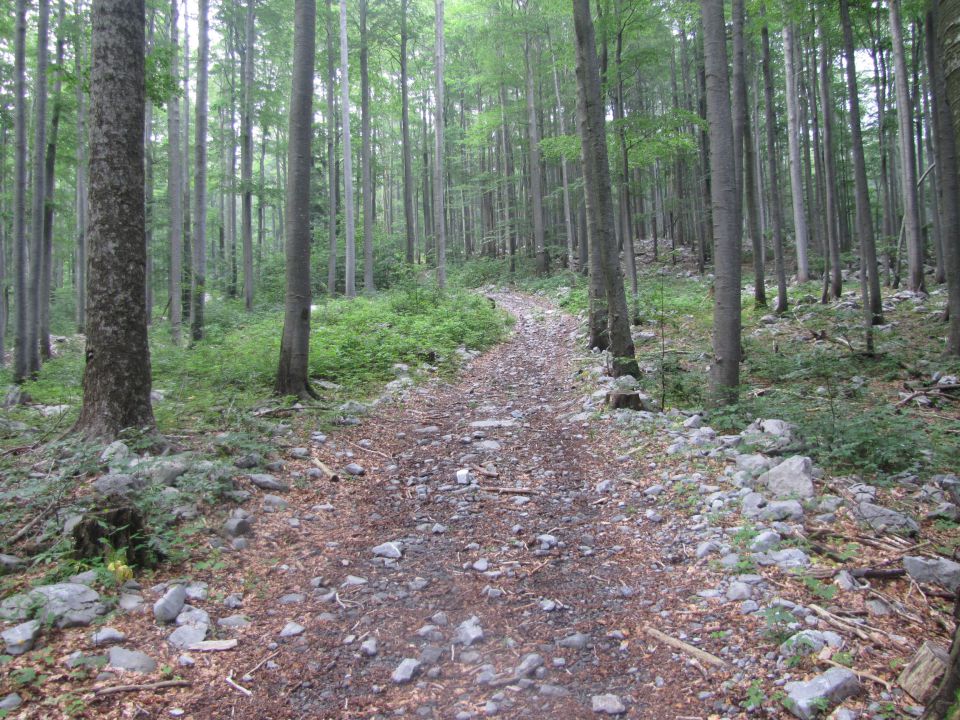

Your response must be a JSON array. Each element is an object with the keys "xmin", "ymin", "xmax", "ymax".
[
  {"xmin": 325, "ymin": 0, "xmax": 338, "ymax": 294},
  {"xmin": 572, "ymin": 0, "xmax": 638, "ymax": 379},
  {"xmin": 400, "ymin": 0, "xmax": 416, "ymax": 265},
  {"xmin": 701, "ymin": 0, "xmax": 742, "ymax": 404},
  {"xmin": 12, "ymin": 0, "xmax": 27, "ymax": 381},
  {"xmin": 891, "ymin": 0, "xmax": 926, "ymax": 293},
  {"xmin": 74, "ymin": 0, "xmax": 87, "ymax": 334},
  {"xmin": 340, "ymin": 0, "xmax": 356, "ymax": 298},
  {"xmin": 75, "ymin": 0, "xmax": 156, "ymax": 440},
  {"xmin": 819, "ymin": 17, "xmax": 843, "ymax": 301},
  {"xmin": 360, "ymin": 0, "xmax": 375, "ymax": 292},
  {"xmin": 275, "ymin": 0, "xmax": 318, "ymax": 399},
  {"xmin": 761, "ymin": 10, "xmax": 787, "ymax": 314},
  {"xmin": 548, "ymin": 31, "xmax": 575, "ymax": 271},
  {"xmin": 525, "ymin": 27, "xmax": 547, "ymax": 274},
  {"xmin": 241, "ymin": 0, "xmax": 256, "ymax": 310},
  {"xmin": 434, "ymin": 0, "xmax": 447, "ymax": 288},
  {"xmin": 783, "ymin": 22, "xmax": 810, "ymax": 283},
  {"xmin": 191, "ymin": 0, "xmax": 209, "ymax": 341},
  {"xmin": 168, "ymin": 0, "xmax": 182, "ymax": 344}
]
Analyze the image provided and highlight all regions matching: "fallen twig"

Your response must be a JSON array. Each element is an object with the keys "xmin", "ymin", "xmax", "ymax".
[
  {"xmin": 479, "ymin": 486, "xmax": 534, "ymax": 495},
  {"xmin": 226, "ymin": 673, "xmax": 253, "ymax": 696},
  {"xmin": 642, "ymin": 625, "xmax": 728, "ymax": 669},
  {"xmin": 346, "ymin": 440, "xmax": 393, "ymax": 460},
  {"xmin": 94, "ymin": 680, "xmax": 192, "ymax": 697},
  {"xmin": 242, "ymin": 649, "xmax": 282, "ymax": 678},
  {"xmin": 4, "ymin": 496, "xmax": 58, "ymax": 548},
  {"xmin": 822, "ymin": 658, "xmax": 891, "ymax": 691}
]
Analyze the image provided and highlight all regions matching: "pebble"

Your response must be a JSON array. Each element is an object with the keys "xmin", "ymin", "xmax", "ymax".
[
  {"xmin": 153, "ymin": 585, "xmax": 187, "ymax": 624},
  {"xmin": 591, "ymin": 694, "xmax": 626, "ymax": 715},
  {"xmin": 280, "ymin": 622, "xmax": 305, "ymax": 638},
  {"xmin": 391, "ymin": 658, "xmax": 421, "ymax": 684}
]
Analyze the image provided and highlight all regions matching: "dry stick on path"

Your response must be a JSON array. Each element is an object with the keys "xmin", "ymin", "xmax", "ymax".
[
  {"xmin": 642, "ymin": 625, "xmax": 728, "ymax": 669},
  {"xmin": 94, "ymin": 680, "xmax": 192, "ymax": 697}
]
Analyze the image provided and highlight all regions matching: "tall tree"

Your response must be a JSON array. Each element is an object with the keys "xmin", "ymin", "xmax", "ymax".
[
  {"xmin": 400, "ymin": 0, "xmax": 416, "ymax": 265},
  {"xmin": 192, "ymin": 0, "xmax": 209, "ymax": 341},
  {"xmin": 27, "ymin": 0, "xmax": 51, "ymax": 375},
  {"xmin": 75, "ymin": 0, "xmax": 88, "ymax": 334},
  {"xmin": 761, "ymin": 10, "xmax": 787, "ymax": 314},
  {"xmin": 360, "ymin": 0, "xmax": 375, "ymax": 292},
  {"xmin": 548, "ymin": 30, "xmax": 575, "ymax": 270},
  {"xmin": 434, "ymin": 0, "xmax": 447, "ymax": 287},
  {"xmin": 168, "ymin": 0, "xmax": 183, "ymax": 344},
  {"xmin": 340, "ymin": 0, "xmax": 356, "ymax": 297},
  {"xmin": 783, "ymin": 21, "xmax": 810, "ymax": 283},
  {"xmin": 701, "ymin": 0, "xmax": 741, "ymax": 403},
  {"xmin": 275, "ymin": 0, "xmax": 318, "ymax": 399},
  {"xmin": 524, "ymin": 16, "xmax": 547, "ymax": 274},
  {"xmin": 818, "ymin": 18, "xmax": 843, "ymax": 301},
  {"xmin": 891, "ymin": 0, "xmax": 926, "ymax": 293},
  {"xmin": 75, "ymin": 0, "xmax": 156, "ymax": 439},
  {"xmin": 12, "ymin": 0, "xmax": 28, "ymax": 383},
  {"xmin": 241, "ymin": 0, "xmax": 256, "ymax": 310},
  {"xmin": 326, "ymin": 0, "xmax": 338, "ymax": 294},
  {"xmin": 841, "ymin": 0, "xmax": 884, "ymax": 331},
  {"xmin": 572, "ymin": 0, "xmax": 638, "ymax": 378}
]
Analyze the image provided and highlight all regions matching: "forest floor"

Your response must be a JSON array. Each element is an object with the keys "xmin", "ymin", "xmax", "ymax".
[{"xmin": 2, "ymin": 281, "xmax": 960, "ymax": 719}]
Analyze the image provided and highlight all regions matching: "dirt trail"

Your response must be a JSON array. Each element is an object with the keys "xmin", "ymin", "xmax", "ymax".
[{"xmin": 134, "ymin": 293, "xmax": 721, "ymax": 719}]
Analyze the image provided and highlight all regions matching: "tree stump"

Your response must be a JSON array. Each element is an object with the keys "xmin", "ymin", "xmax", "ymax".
[{"xmin": 71, "ymin": 497, "xmax": 154, "ymax": 568}]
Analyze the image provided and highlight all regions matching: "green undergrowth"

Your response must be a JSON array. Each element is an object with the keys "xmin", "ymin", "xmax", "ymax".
[
  {"xmin": 0, "ymin": 283, "xmax": 510, "ymax": 439},
  {"xmin": 453, "ymin": 257, "xmax": 960, "ymax": 482}
]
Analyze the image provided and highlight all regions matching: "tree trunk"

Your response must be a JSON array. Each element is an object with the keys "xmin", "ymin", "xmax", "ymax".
[
  {"xmin": 572, "ymin": 0, "xmax": 638, "ymax": 379},
  {"xmin": 891, "ymin": 0, "xmax": 926, "ymax": 293},
  {"xmin": 26, "ymin": 0, "xmax": 51, "ymax": 375},
  {"xmin": 275, "ymin": 0, "xmax": 317, "ymax": 399},
  {"xmin": 400, "ymin": 0, "xmax": 416, "ymax": 265},
  {"xmin": 74, "ymin": 0, "xmax": 87, "ymax": 335},
  {"xmin": 168, "ymin": 0, "xmax": 182, "ymax": 344},
  {"xmin": 701, "ymin": 0, "xmax": 742, "ymax": 404},
  {"xmin": 434, "ymin": 0, "xmax": 447, "ymax": 288},
  {"xmin": 525, "ymin": 29, "xmax": 547, "ymax": 274},
  {"xmin": 783, "ymin": 22, "xmax": 810, "ymax": 283},
  {"xmin": 75, "ymin": 0, "xmax": 155, "ymax": 440},
  {"xmin": 340, "ymin": 0, "xmax": 356, "ymax": 298},
  {"xmin": 934, "ymin": 1, "xmax": 960, "ymax": 357},
  {"xmin": 191, "ymin": 0, "xmax": 208, "ymax": 342},
  {"xmin": 182, "ymin": 3, "xmax": 192, "ymax": 325},
  {"xmin": 326, "ymin": 0, "xmax": 338, "ymax": 294},
  {"xmin": 12, "ymin": 0, "xmax": 27, "ymax": 381},
  {"xmin": 548, "ymin": 31, "xmax": 575, "ymax": 271},
  {"xmin": 241, "ymin": 0, "xmax": 255, "ymax": 310},
  {"xmin": 841, "ymin": 0, "xmax": 884, "ymax": 338},
  {"xmin": 761, "ymin": 10, "xmax": 787, "ymax": 314},
  {"xmin": 360, "ymin": 0, "xmax": 375, "ymax": 292},
  {"xmin": 819, "ymin": 17, "xmax": 843, "ymax": 301}
]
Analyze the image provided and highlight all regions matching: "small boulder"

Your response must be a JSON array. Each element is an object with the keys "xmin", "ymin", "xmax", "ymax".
[
  {"xmin": 904, "ymin": 555, "xmax": 960, "ymax": 592},
  {"xmin": 153, "ymin": 585, "xmax": 187, "ymax": 624},
  {"xmin": 247, "ymin": 474, "xmax": 289, "ymax": 492},
  {"xmin": 108, "ymin": 646, "xmax": 157, "ymax": 674},
  {"xmin": 591, "ymin": 694, "xmax": 626, "ymax": 715},
  {"xmin": 783, "ymin": 667, "xmax": 859, "ymax": 719},
  {"xmin": 758, "ymin": 456, "xmax": 815, "ymax": 499},
  {"xmin": 2, "ymin": 620, "xmax": 41, "ymax": 655}
]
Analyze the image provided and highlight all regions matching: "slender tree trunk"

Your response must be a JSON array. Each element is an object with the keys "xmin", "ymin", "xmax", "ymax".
[
  {"xmin": 325, "ymin": 0, "xmax": 338, "ymax": 294},
  {"xmin": 783, "ymin": 21, "xmax": 810, "ymax": 283},
  {"xmin": 340, "ymin": 0, "xmax": 356, "ymax": 297},
  {"xmin": 761, "ymin": 10, "xmax": 787, "ymax": 314},
  {"xmin": 434, "ymin": 0, "xmax": 447, "ymax": 287},
  {"xmin": 613, "ymin": 7, "xmax": 637, "ymax": 317},
  {"xmin": 191, "ymin": 0, "xmax": 208, "ymax": 341},
  {"xmin": 525, "ymin": 30, "xmax": 547, "ymax": 274},
  {"xmin": 360, "ymin": 0, "xmax": 375, "ymax": 292},
  {"xmin": 26, "ymin": 0, "xmax": 51, "ymax": 375},
  {"xmin": 276, "ymin": 0, "xmax": 317, "ymax": 398},
  {"xmin": 0, "ymin": 126, "xmax": 6, "ymax": 367},
  {"xmin": 143, "ymin": 10, "xmax": 155, "ymax": 325},
  {"xmin": 76, "ymin": 0, "xmax": 155, "ymax": 440},
  {"xmin": 891, "ymin": 0, "xmax": 926, "ymax": 293},
  {"xmin": 841, "ymin": 0, "xmax": 884, "ymax": 333},
  {"xmin": 572, "ymin": 0, "xmax": 638, "ymax": 378},
  {"xmin": 934, "ymin": 1, "xmax": 960, "ymax": 356},
  {"xmin": 819, "ymin": 17, "xmax": 843, "ymax": 301},
  {"xmin": 400, "ymin": 0, "xmax": 416, "ymax": 265},
  {"xmin": 241, "ymin": 0, "xmax": 255, "ymax": 310},
  {"xmin": 701, "ymin": 0, "xmax": 742, "ymax": 404},
  {"xmin": 182, "ymin": 2, "xmax": 192, "ymax": 325},
  {"xmin": 548, "ymin": 32, "xmax": 575, "ymax": 270},
  {"xmin": 12, "ymin": 0, "xmax": 27, "ymax": 381},
  {"xmin": 75, "ymin": 0, "xmax": 87, "ymax": 334},
  {"xmin": 40, "ymin": 0, "xmax": 66, "ymax": 359},
  {"xmin": 168, "ymin": 0, "xmax": 182, "ymax": 344},
  {"xmin": 499, "ymin": 82, "xmax": 517, "ymax": 274}
]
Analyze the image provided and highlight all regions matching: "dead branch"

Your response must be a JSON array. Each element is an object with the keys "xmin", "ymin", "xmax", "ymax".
[
  {"xmin": 94, "ymin": 680, "xmax": 192, "ymax": 697},
  {"xmin": 642, "ymin": 625, "xmax": 728, "ymax": 669}
]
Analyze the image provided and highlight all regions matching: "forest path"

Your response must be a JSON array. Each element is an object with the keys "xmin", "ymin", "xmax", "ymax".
[{"xmin": 179, "ymin": 293, "xmax": 716, "ymax": 719}]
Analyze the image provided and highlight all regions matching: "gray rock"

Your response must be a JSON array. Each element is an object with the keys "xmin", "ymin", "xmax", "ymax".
[
  {"xmin": 780, "ymin": 630, "xmax": 827, "ymax": 658},
  {"xmin": 2, "ymin": 619, "xmax": 40, "ymax": 655},
  {"xmin": 263, "ymin": 494, "xmax": 288, "ymax": 511},
  {"xmin": 0, "ymin": 582, "xmax": 105, "ymax": 628},
  {"xmin": 248, "ymin": 474, "xmax": 289, "ymax": 492},
  {"xmin": 224, "ymin": 517, "xmax": 252, "ymax": 537},
  {"xmin": 759, "ymin": 456, "xmax": 815, "ymax": 499},
  {"xmin": 119, "ymin": 593, "xmax": 144, "ymax": 612},
  {"xmin": 280, "ymin": 622, "xmax": 305, "ymax": 638},
  {"xmin": 99, "ymin": 440, "xmax": 130, "ymax": 466},
  {"xmin": 853, "ymin": 502, "xmax": 919, "ymax": 536},
  {"xmin": 783, "ymin": 667, "xmax": 859, "ymax": 719},
  {"xmin": 726, "ymin": 582, "xmax": 752, "ymax": 601},
  {"xmin": 767, "ymin": 548, "xmax": 811, "ymax": 570},
  {"xmin": 140, "ymin": 458, "xmax": 189, "ymax": 485},
  {"xmin": 453, "ymin": 616, "xmax": 484, "ymax": 646},
  {"xmin": 469, "ymin": 419, "xmax": 517, "ymax": 429},
  {"xmin": 0, "ymin": 554, "xmax": 24, "ymax": 575},
  {"xmin": 927, "ymin": 503, "xmax": 960, "ymax": 522},
  {"xmin": 153, "ymin": 585, "xmax": 187, "ymax": 623},
  {"xmin": 218, "ymin": 614, "xmax": 251, "ymax": 629},
  {"xmin": 591, "ymin": 694, "xmax": 626, "ymax": 715},
  {"xmin": 168, "ymin": 623, "xmax": 208, "ymax": 649},
  {"xmin": 372, "ymin": 541, "xmax": 404, "ymax": 559},
  {"xmin": 360, "ymin": 638, "xmax": 378, "ymax": 657},
  {"xmin": 91, "ymin": 627, "xmax": 126, "ymax": 646},
  {"xmin": 108, "ymin": 646, "xmax": 157, "ymax": 673},
  {"xmin": 344, "ymin": 463, "xmax": 365, "ymax": 476},
  {"xmin": 92, "ymin": 473, "xmax": 145, "ymax": 496},
  {"xmin": 736, "ymin": 454, "xmax": 773, "ymax": 474},
  {"xmin": 903, "ymin": 555, "xmax": 960, "ymax": 591},
  {"xmin": 514, "ymin": 653, "xmax": 543, "ymax": 678},
  {"xmin": 558, "ymin": 632, "xmax": 590, "ymax": 650},
  {"xmin": 391, "ymin": 658, "xmax": 422, "ymax": 684},
  {"xmin": 69, "ymin": 570, "xmax": 98, "ymax": 586},
  {"xmin": 176, "ymin": 606, "xmax": 210, "ymax": 626},
  {"xmin": 760, "ymin": 500, "xmax": 805, "ymax": 521},
  {"xmin": 338, "ymin": 400, "xmax": 370, "ymax": 416},
  {"xmin": 750, "ymin": 530, "xmax": 782, "ymax": 552},
  {"xmin": 0, "ymin": 693, "xmax": 22, "ymax": 711}
]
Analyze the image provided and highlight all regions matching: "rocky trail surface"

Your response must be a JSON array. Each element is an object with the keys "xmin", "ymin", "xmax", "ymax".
[{"xmin": 3, "ymin": 292, "xmax": 956, "ymax": 719}]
